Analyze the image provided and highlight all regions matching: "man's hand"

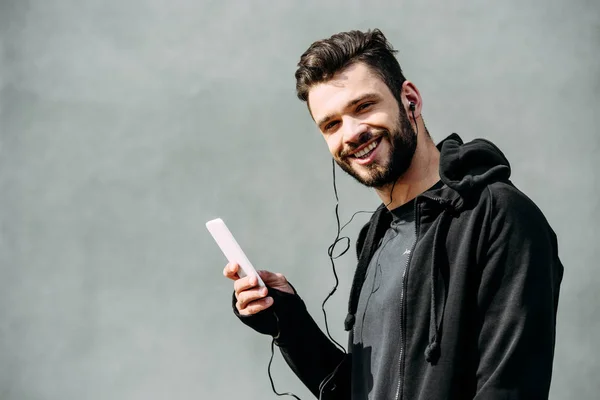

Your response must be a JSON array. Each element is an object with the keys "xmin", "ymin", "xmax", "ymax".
[{"xmin": 223, "ymin": 262, "xmax": 294, "ymax": 316}]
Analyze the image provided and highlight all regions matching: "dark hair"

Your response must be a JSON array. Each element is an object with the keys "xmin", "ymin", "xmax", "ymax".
[{"xmin": 295, "ymin": 29, "xmax": 406, "ymax": 106}]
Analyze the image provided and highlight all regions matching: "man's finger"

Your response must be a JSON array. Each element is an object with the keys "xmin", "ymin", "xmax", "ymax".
[
  {"xmin": 223, "ymin": 262, "xmax": 240, "ymax": 280},
  {"xmin": 257, "ymin": 270, "xmax": 281, "ymax": 281},
  {"xmin": 237, "ymin": 286, "xmax": 268, "ymax": 309},
  {"xmin": 233, "ymin": 274, "xmax": 258, "ymax": 295},
  {"xmin": 256, "ymin": 270, "xmax": 294, "ymax": 295},
  {"xmin": 239, "ymin": 296, "xmax": 274, "ymax": 316}
]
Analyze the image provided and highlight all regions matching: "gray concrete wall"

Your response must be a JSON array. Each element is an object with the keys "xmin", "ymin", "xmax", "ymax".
[{"xmin": 0, "ymin": 0, "xmax": 598, "ymax": 399}]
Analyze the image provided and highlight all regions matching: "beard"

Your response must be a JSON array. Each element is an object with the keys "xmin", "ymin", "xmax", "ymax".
[{"xmin": 334, "ymin": 107, "xmax": 417, "ymax": 188}]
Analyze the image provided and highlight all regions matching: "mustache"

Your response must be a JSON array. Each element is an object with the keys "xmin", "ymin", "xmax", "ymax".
[{"xmin": 339, "ymin": 129, "xmax": 388, "ymax": 158}]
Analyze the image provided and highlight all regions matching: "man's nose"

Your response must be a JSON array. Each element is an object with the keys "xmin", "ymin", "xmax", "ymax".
[{"xmin": 342, "ymin": 117, "xmax": 369, "ymax": 146}]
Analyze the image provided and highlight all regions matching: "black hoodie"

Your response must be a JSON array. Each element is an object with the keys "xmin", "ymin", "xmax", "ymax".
[{"xmin": 233, "ymin": 133, "xmax": 564, "ymax": 400}]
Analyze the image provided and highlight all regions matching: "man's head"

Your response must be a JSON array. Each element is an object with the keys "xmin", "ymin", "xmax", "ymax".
[{"xmin": 295, "ymin": 29, "xmax": 423, "ymax": 188}]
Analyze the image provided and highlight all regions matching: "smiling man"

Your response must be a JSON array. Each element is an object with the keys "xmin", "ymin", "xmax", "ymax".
[
  {"xmin": 306, "ymin": 60, "xmax": 438, "ymax": 207},
  {"xmin": 224, "ymin": 29, "xmax": 564, "ymax": 399}
]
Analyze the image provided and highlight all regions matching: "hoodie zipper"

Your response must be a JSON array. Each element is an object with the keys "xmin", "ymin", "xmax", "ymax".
[
  {"xmin": 394, "ymin": 200, "xmax": 421, "ymax": 400},
  {"xmin": 394, "ymin": 195, "xmax": 449, "ymax": 400}
]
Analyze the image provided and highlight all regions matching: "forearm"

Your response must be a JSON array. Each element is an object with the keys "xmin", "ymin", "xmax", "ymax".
[
  {"xmin": 275, "ymin": 305, "xmax": 347, "ymax": 398},
  {"xmin": 234, "ymin": 286, "xmax": 349, "ymax": 398}
]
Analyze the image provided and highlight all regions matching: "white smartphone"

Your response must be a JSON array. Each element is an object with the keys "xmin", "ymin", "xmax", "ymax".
[{"xmin": 206, "ymin": 218, "xmax": 266, "ymax": 288}]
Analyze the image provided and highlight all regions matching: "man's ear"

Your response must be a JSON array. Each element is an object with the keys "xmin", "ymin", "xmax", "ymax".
[{"xmin": 401, "ymin": 80, "xmax": 422, "ymax": 118}]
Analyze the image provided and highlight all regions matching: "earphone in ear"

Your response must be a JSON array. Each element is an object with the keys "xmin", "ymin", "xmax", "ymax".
[{"xmin": 409, "ymin": 101, "xmax": 416, "ymax": 111}]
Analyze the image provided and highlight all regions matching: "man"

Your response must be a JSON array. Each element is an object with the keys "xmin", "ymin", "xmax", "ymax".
[{"xmin": 223, "ymin": 29, "xmax": 563, "ymax": 399}]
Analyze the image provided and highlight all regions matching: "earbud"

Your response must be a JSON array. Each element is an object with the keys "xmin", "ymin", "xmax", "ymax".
[{"xmin": 409, "ymin": 101, "xmax": 416, "ymax": 111}]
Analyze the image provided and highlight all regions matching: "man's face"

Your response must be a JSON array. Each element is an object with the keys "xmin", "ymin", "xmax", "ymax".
[{"xmin": 308, "ymin": 62, "xmax": 416, "ymax": 188}]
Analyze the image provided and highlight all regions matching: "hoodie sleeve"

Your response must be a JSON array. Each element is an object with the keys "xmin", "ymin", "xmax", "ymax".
[
  {"xmin": 474, "ymin": 183, "xmax": 563, "ymax": 399},
  {"xmin": 232, "ymin": 285, "xmax": 349, "ymax": 399}
]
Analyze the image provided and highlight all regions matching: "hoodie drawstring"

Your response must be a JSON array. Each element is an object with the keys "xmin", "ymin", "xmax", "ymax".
[
  {"xmin": 424, "ymin": 203, "xmax": 453, "ymax": 364},
  {"xmin": 344, "ymin": 198, "xmax": 455, "ymax": 366}
]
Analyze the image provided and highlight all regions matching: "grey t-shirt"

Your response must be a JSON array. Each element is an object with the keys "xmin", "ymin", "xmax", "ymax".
[{"xmin": 351, "ymin": 199, "xmax": 416, "ymax": 399}]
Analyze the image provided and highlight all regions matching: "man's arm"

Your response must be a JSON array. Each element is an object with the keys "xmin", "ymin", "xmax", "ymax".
[
  {"xmin": 225, "ymin": 264, "xmax": 350, "ymax": 398},
  {"xmin": 474, "ymin": 184, "xmax": 564, "ymax": 399}
]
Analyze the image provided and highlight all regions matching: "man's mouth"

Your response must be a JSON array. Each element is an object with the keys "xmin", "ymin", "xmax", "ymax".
[{"xmin": 350, "ymin": 137, "xmax": 382, "ymax": 160}]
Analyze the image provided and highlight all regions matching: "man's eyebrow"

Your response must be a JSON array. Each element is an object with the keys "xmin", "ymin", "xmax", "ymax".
[{"xmin": 316, "ymin": 93, "xmax": 381, "ymax": 128}]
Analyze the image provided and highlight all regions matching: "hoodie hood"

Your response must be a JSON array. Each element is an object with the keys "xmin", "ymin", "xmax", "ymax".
[{"xmin": 435, "ymin": 133, "xmax": 512, "ymax": 207}]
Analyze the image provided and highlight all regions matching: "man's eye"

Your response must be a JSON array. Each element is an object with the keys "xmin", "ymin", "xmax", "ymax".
[
  {"xmin": 357, "ymin": 102, "xmax": 373, "ymax": 112},
  {"xmin": 324, "ymin": 121, "xmax": 339, "ymax": 131}
]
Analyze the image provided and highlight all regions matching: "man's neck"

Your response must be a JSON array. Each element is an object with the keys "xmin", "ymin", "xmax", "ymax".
[{"xmin": 375, "ymin": 136, "xmax": 441, "ymax": 210}]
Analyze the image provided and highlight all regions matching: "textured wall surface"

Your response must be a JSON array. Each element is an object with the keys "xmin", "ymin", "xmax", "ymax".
[{"xmin": 0, "ymin": 1, "xmax": 598, "ymax": 399}]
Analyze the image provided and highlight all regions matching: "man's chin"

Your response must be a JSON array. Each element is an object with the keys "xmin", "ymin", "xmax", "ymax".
[
  {"xmin": 361, "ymin": 175, "xmax": 395, "ymax": 188},
  {"xmin": 348, "ymin": 165, "xmax": 392, "ymax": 188},
  {"xmin": 335, "ymin": 157, "xmax": 393, "ymax": 187}
]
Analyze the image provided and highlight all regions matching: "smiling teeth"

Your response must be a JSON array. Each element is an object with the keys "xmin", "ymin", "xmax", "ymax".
[{"xmin": 354, "ymin": 140, "xmax": 378, "ymax": 158}]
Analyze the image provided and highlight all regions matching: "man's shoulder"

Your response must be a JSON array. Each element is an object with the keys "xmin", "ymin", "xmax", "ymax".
[
  {"xmin": 479, "ymin": 180, "xmax": 555, "ymax": 237},
  {"xmin": 484, "ymin": 181, "xmax": 546, "ymax": 216}
]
